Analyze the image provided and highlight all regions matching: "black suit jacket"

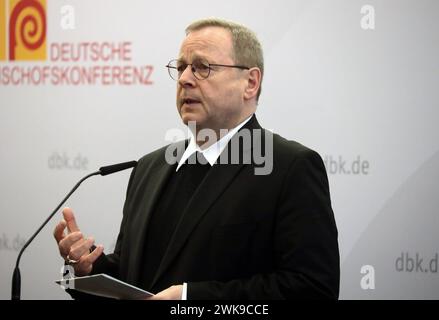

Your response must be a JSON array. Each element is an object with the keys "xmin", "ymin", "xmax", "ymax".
[{"xmin": 74, "ymin": 115, "xmax": 339, "ymax": 299}]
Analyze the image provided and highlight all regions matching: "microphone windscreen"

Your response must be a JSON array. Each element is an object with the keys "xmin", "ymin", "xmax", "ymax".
[{"xmin": 99, "ymin": 161, "xmax": 137, "ymax": 176}]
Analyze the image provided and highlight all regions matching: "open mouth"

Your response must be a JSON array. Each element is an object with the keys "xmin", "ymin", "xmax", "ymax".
[{"xmin": 182, "ymin": 98, "xmax": 201, "ymax": 106}]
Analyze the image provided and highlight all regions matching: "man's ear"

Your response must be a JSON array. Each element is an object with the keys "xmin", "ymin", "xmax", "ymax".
[{"xmin": 243, "ymin": 67, "xmax": 261, "ymax": 101}]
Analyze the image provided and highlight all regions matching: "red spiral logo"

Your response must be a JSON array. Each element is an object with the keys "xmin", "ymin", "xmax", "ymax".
[{"xmin": 9, "ymin": 0, "xmax": 46, "ymax": 60}]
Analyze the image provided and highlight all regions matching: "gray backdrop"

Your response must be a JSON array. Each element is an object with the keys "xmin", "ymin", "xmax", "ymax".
[{"xmin": 1, "ymin": 0, "xmax": 438, "ymax": 299}]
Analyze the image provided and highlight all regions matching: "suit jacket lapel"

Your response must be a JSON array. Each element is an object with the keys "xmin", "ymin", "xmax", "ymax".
[
  {"xmin": 128, "ymin": 141, "xmax": 186, "ymax": 285},
  {"xmin": 150, "ymin": 159, "xmax": 246, "ymax": 288},
  {"xmin": 150, "ymin": 115, "xmax": 262, "ymax": 288}
]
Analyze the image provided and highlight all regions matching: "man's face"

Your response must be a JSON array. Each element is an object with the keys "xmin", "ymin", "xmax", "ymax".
[{"xmin": 176, "ymin": 27, "xmax": 248, "ymax": 133}]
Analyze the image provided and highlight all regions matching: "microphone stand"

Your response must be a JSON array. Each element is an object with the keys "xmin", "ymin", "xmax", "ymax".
[
  {"xmin": 11, "ymin": 160, "xmax": 137, "ymax": 300},
  {"xmin": 11, "ymin": 171, "xmax": 100, "ymax": 300}
]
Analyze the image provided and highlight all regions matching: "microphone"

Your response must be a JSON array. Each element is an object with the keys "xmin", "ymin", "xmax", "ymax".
[{"xmin": 11, "ymin": 160, "xmax": 137, "ymax": 300}]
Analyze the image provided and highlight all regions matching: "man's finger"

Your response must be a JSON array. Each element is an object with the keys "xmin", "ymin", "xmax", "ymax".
[
  {"xmin": 75, "ymin": 245, "xmax": 104, "ymax": 276},
  {"xmin": 58, "ymin": 231, "xmax": 83, "ymax": 257},
  {"xmin": 69, "ymin": 237, "xmax": 95, "ymax": 261},
  {"xmin": 62, "ymin": 207, "xmax": 80, "ymax": 233},
  {"xmin": 53, "ymin": 220, "xmax": 66, "ymax": 243},
  {"xmin": 84, "ymin": 245, "xmax": 104, "ymax": 265}
]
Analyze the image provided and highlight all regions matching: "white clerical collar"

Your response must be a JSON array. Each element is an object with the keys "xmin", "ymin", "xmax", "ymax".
[{"xmin": 176, "ymin": 114, "xmax": 253, "ymax": 172}]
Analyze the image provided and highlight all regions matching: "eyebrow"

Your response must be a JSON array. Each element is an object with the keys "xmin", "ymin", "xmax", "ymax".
[{"xmin": 178, "ymin": 54, "xmax": 209, "ymax": 63}]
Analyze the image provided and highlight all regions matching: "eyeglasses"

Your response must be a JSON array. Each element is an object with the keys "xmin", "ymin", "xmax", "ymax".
[{"xmin": 166, "ymin": 58, "xmax": 249, "ymax": 81}]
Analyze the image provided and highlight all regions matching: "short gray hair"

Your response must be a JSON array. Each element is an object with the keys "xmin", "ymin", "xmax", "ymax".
[{"xmin": 186, "ymin": 18, "xmax": 264, "ymax": 101}]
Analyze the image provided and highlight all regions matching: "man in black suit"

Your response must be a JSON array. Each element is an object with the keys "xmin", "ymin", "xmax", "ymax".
[{"xmin": 54, "ymin": 18, "xmax": 339, "ymax": 299}]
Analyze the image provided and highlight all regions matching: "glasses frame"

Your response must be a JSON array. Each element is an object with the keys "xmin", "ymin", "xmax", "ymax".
[{"xmin": 166, "ymin": 58, "xmax": 250, "ymax": 81}]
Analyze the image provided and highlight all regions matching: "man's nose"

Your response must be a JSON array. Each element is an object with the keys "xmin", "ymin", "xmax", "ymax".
[{"xmin": 178, "ymin": 65, "xmax": 196, "ymax": 87}]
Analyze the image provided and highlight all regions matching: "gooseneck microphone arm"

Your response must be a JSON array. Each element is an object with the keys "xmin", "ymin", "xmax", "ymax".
[{"xmin": 11, "ymin": 160, "xmax": 137, "ymax": 300}]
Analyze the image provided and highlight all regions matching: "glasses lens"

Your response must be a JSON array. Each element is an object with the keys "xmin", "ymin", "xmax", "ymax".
[
  {"xmin": 166, "ymin": 59, "xmax": 211, "ymax": 80},
  {"xmin": 192, "ymin": 59, "xmax": 210, "ymax": 79},
  {"xmin": 167, "ymin": 60, "xmax": 180, "ymax": 80}
]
